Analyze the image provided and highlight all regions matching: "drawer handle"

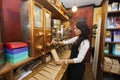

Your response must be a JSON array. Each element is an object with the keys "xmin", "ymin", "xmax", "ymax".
[
  {"xmin": 36, "ymin": 45, "xmax": 43, "ymax": 50},
  {"xmin": 46, "ymin": 42, "xmax": 51, "ymax": 47},
  {"xmin": 47, "ymin": 33, "xmax": 52, "ymax": 36},
  {"xmin": 36, "ymin": 32, "xmax": 44, "ymax": 37}
]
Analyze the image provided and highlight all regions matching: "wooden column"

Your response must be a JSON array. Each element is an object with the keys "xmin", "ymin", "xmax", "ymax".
[{"xmin": 96, "ymin": 0, "xmax": 108, "ymax": 80}]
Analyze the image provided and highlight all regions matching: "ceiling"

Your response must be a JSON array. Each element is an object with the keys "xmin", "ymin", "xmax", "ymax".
[{"xmin": 59, "ymin": 0, "xmax": 103, "ymax": 9}]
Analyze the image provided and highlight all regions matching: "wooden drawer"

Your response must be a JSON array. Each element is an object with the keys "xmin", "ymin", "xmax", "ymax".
[{"xmin": 34, "ymin": 29, "xmax": 44, "ymax": 56}]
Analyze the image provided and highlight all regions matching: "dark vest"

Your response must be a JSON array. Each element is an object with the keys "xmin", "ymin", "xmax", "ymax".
[{"xmin": 70, "ymin": 42, "xmax": 79, "ymax": 59}]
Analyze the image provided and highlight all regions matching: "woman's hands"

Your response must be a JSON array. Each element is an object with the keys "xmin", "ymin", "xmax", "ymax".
[
  {"xmin": 51, "ymin": 39, "xmax": 58, "ymax": 45},
  {"xmin": 55, "ymin": 59, "xmax": 68, "ymax": 65},
  {"xmin": 51, "ymin": 39, "xmax": 64, "ymax": 45},
  {"xmin": 55, "ymin": 59, "xmax": 74, "ymax": 65},
  {"xmin": 55, "ymin": 59, "xmax": 65, "ymax": 65}
]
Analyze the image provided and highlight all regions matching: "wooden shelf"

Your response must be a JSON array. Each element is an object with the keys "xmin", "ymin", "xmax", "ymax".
[
  {"xmin": 108, "ymin": 10, "xmax": 120, "ymax": 14},
  {"xmin": 13, "ymin": 57, "xmax": 33, "ymax": 68},
  {"xmin": 0, "ymin": 58, "xmax": 33, "ymax": 75},
  {"xmin": 32, "ymin": 53, "xmax": 44, "ymax": 59},
  {"xmin": 102, "ymin": 69, "xmax": 120, "ymax": 75},
  {"xmin": 106, "ymin": 28, "xmax": 120, "ymax": 31},
  {"xmin": 0, "ymin": 62, "xmax": 13, "ymax": 75},
  {"xmin": 22, "ymin": 63, "xmax": 46, "ymax": 80},
  {"xmin": 0, "ymin": 0, "xmax": 70, "ymax": 80},
  {"xmin": 23, "ymin": 49, "xmax": 71, "ymax": 80},
  {"xmin": 37, "ymin": 0, "xmax": 69, "ymax": 21},
  {"xmin": 105, "ymin": 42, "xmax": 120, "ymax": 44},
  {"xmin": 104, "ymin": 54, "xmax": 120, "ymax": 58},
  {"xmin": 0, "ymin": 54, "xmax": 52, "ymax": 76}
]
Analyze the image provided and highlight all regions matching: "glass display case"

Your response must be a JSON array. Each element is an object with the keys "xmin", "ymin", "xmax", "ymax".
[
  {"xmin": 20, "ymin": 0, "xmax": 44, "ymax": 57},
  {"xmin": 34, "ymin": 5, "xmax": 43, "ymax": 28}
]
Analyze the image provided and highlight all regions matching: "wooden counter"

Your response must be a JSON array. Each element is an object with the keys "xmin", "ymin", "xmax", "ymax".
[{"xmin": 23, "ymin": 50, "xmax": 71, "ymax": 80}]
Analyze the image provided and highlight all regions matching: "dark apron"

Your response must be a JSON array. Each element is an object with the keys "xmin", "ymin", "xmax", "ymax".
[{"xmin": 68, "ymin": 43, "xmax": 85, "ymax": 80}]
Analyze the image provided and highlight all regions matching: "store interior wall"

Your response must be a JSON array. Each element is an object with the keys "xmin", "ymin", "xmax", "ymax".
[{"xmin": 1, "ymin": 0, "xmax": 22, "ymax": 42}]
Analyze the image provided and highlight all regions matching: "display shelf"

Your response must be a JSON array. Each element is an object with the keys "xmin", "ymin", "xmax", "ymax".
[
  {"xmin": 104, "ymin": 54, "xmax": 120, "ymax": 59},
  {"xmin": 102, "ymin": 68, "xmax": 120, "ymax": 75},
  {"xmin": 0, "ymin": 58, "xmax": 33, "ymax": 75},
  {"xmin": 108, "ymin": 10, "xmax": 120, "ymax": 14},
  {"xmin": 106, "ymin": 28, "xmax": 120, "ymax": 31},
  {"xmin": 0, "ymin": 62, "xmax": 13, "ymax": 75},
  {"xmin": 60, "ymin": 4, "xmax": 70, "ymax": 18},
  {"xmin": 23, "ymin": 49, "xmax": 71, "ymax": 80},
  {"xmin": 13, "ymin": 57, "xmax": 33, "ymax": 68},
  {"xmin": 32, "ymin": 53, "xmax": 44, "ymax": 59},
  {"xmin": 0, "ymin": 53, "xmax": 49, "ymax": 76},
  {"xmin": 37, "ymin": 0, "xmax": 69, "ymax": 21},
  {"xmin": 105, "ymin": 42, "xmax": 120, "ymax": 44},
  {"xmin": 0, "ymin": 0, "xmax": 70, "ymax": 80},
  {"xmin": 22, "ymin": 63, "xmax": 46, "ymax": 80}
]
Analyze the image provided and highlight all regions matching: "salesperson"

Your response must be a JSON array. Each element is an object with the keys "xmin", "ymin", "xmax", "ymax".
[{"xmin": 51, "ymin": 21, "xmax": 90, "ymax": 80}]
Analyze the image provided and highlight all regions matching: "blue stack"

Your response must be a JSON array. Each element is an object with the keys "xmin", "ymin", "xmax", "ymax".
[
  {"xmin": 5, "ymin": 42, "xmax": 29, "ymax": 64},
  {"xmin": 112, "ymin": 44, "xmax": 120, "ymax": 56}
]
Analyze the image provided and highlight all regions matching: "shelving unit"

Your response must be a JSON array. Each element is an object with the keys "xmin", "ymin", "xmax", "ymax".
[
  {"xmin": 23, "ymin": 50, "xmax": 71, "ymax": 80},
  {"xmin": 0, "ymin": 58, "xmax": 35, "ymax": 75},
  {"xmin": 102, "ymin": 69, "xmax": 120, "ymax": 75},
  {"xmin": 108, "ymin": 10, "xmax": 120, "ymax": 14},
  {"xmin": 97, "ymin": 0, "xmax": 120, "ymax": 80},
  {"xmin": 106, "ymin": 28, "xmax": 120, "ymax": 30},
  {"xmin": 105, "ymin": 42, "xmax": 120, "ymax": 44},
  {"xmin": 37, "ymin": 0, "xmax": 69, "ymax": 21},
  {"xmin": 104, "ymin": 54, "xmax": 120, "ymax": 57},
  {"xmin": 0, "ymin": 0, "xmax": 70, "ymax": 80}
]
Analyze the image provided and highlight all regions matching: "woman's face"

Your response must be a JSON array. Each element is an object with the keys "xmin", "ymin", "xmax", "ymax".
[{"xmin": 74, "ymin": 27, "xmax": 81, "ymax": 36}]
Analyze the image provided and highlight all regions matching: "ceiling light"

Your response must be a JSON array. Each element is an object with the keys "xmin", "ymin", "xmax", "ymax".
[{"xmin": 72, "ymin": 4, "xmax": 77, "ymax": 12}]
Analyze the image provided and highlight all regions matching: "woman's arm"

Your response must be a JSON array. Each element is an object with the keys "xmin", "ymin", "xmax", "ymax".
[
  {"xmin": 56, "ymin": 40, "xmax": 90, "ymax": 64},
  {"xmin": 62, "ymin": 36, "xmax": 78, "ymax": 45},
  {"xmin": 51, "ymin": 36, "xmax": 78, "ymax": 45}
]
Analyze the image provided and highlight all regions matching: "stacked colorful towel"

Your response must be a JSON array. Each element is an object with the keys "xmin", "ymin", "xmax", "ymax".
[{"xmin": 5, "ymin": 42, "xmax": 29, "ymax": 64}]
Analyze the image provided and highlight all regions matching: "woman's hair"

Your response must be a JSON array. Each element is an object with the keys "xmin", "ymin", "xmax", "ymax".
[{"xmin": 75, "ymin": 21, "xmax": 90, "ymax": 48}]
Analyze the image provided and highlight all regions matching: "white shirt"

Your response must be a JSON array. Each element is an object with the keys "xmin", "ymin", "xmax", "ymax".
[{"xmin": 63, "ymin": 36, "xmax": 90, "ymax": 63}]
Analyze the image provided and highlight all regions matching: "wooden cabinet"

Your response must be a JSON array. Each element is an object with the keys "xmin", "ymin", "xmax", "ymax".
[
  {"xmin": 38, "ymin": 0, "xmax": 69, "ymax": 21},
  {"xmin": 0, "ymin": 0, "xmax": 69, "ymax": 80},
  {"xmin": 44, "ymin": 9, "xmax": 52, "ymax": 53},
  {"xmin": 97, "ymin": 0, "xmax": 120, "ymax": 80},
  {"xmin": 21, "ymin": 0, "xmax": 45, "ymax": 57}
]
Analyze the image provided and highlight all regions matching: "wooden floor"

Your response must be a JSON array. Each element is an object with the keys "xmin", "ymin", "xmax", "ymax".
[{"xmin": 83, "ymin": 63, "xmax": 95, "ymax": 80}]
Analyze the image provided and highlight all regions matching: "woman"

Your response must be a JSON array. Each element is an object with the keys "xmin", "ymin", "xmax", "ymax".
[{"xmin": 51, "ymin": 21, "xmax": 90, "ymax": 80}]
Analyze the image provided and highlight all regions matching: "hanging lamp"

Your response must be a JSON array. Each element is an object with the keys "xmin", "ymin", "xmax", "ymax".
[{"xmin": 72, "ymin": 4, "xmax": 77, "ymax": 12}]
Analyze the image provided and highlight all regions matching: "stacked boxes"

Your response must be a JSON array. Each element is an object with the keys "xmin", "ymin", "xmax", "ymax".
[
  {"xmin": 103, "ymin": 57, "xmax": 120, "ymax": 73},
  {"xmin": 5, "ymin": 42, "xmax": 29, "ymax": 64},
  {"xmin": 112, "ymin": 44, "xmax": 120, "ymax": 56}
]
